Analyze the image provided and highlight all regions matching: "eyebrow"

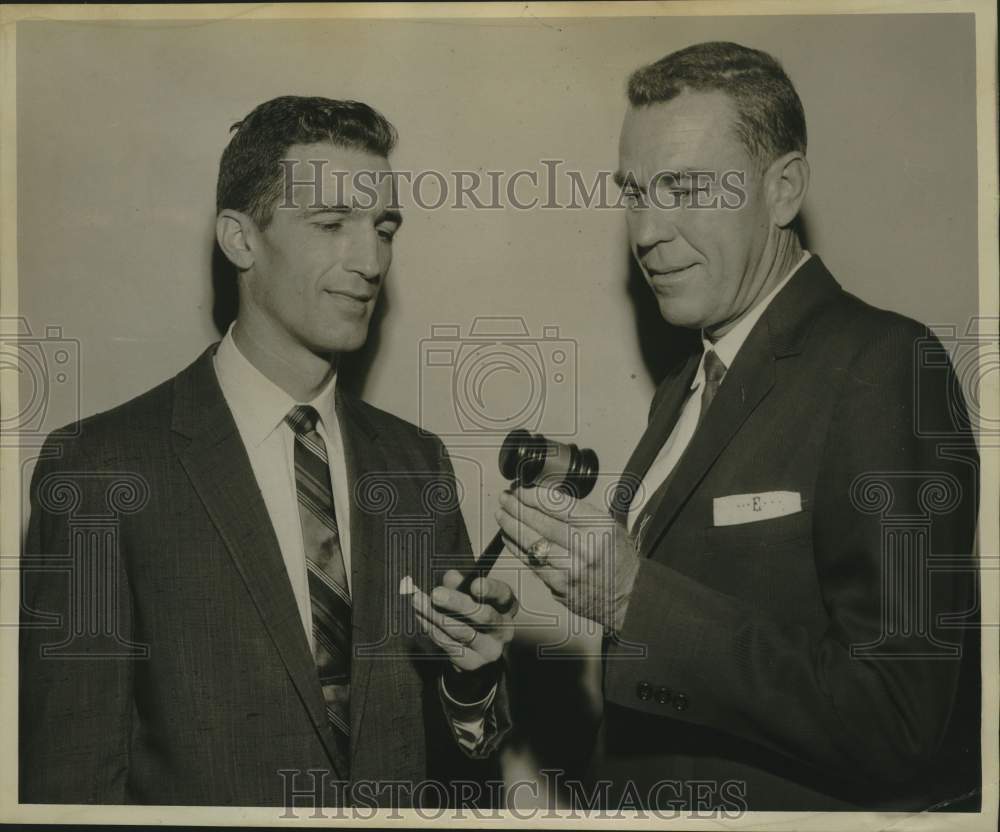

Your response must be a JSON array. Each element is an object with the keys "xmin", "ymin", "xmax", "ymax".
[
  {"xmin": 378, "ymin": 208, "xmax": 403, "ymax": 228},
  {"xmin": 653, "ymin": 169, "xmax": 702, "ymax": 186},
  {"xmin": 303, "ymin": 205, "xmax": 403, "ymax": 225},
  {"xmin": 303, "ymin": 205, "xmax": 351, "ymax": 217},
  {"xmin": 614, "ymin": 169, "xmax": 707, "ymax": 189},
  {"xmin": 613, "ymin": 171, "xmax": 636, "ymax": 189},
  {"xmin": 304, "ymin": 204, "xmax": 403, "ymax": 228}
]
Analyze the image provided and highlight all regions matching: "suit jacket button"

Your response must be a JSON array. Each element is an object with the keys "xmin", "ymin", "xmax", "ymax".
[
  {"xmin": 655, "ymin": 686, "xmax": 672, "ymax": 705},
  {"xmin": 672, "ymin": 692, "xmax": 689, "ymax": 711},
  {"xmin": 636, "ymin": 681, "xmax": 652, "ymax": 701}
]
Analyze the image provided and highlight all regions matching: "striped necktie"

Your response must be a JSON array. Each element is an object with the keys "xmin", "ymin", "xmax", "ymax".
[{"xmin": 285, "ymin": 404, "xmax": 351, "ymax": 776}]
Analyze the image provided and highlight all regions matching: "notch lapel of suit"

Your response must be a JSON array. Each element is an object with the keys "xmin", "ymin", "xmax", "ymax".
[
  {"xmin": 614, "ymin": 351, "xmax": 701, "ymax": 525},
  {"xmin": 333, "ymin": 390, "xmax": 386, "ymax": 762},
  {"xmin": 637, "ymin": 322, "xmax": 776, "ymax": 557},
  {"xmin": 171, "ymin": 346, "xmax": 346, "ymax": 778}
]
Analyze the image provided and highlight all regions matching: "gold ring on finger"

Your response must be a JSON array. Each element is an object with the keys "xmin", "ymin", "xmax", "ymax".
[{"xmin": 527, "ymin": 536, "xmax": 552, "ymax": 565}]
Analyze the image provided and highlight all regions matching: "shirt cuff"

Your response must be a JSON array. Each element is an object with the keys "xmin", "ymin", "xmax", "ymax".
[{"xmin": 438, "ymin": 673, "xmax": 498, "ymax": 757}]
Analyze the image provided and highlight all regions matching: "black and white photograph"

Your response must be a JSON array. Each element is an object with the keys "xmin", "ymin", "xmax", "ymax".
[{"xmin": 1, "ymin": 1, "xmax": 997, "ymax": 828}]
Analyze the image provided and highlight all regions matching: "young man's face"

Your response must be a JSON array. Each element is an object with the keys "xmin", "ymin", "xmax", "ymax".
[
  {"xmin": 618, "ymin": 89, "xmax": 773, "ymax": 333},
  {"xmin": 246, "ymin": 142, "xmax": 400, "ymax": 356}
]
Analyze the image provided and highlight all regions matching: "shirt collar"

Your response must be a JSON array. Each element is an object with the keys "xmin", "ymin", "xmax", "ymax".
[
  {"xmin": 214, "ymin": 324, "xmax": 338, "ymax": 447},
  {"xmin": 692, "ymin": 251, "xmax": 811, "ymax": 389}
]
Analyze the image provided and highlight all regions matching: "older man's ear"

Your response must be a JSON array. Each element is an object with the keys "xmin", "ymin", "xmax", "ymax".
[{"xmin": 766, "ymin": 151, "xmax": 810, "ymax": 228}]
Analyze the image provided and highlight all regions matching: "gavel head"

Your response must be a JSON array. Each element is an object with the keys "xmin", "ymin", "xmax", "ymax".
[{"xmin": 498, "ymin": 429, "xmax": 599, "ymax": 498}]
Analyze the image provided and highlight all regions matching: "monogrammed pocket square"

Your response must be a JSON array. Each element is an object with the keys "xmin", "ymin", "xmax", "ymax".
[{"xmin": 713, "ymin": 491, "xmax": 802, "ymax": 526}]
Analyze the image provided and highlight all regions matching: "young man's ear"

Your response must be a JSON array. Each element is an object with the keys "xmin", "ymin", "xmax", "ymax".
[
  {"xmin": 765, "ymin": 151, "xmax": 810, "ymax": 228},
  {"xmin": 216, "ymin": 209, "xmax": 257, "ymax": 271}
]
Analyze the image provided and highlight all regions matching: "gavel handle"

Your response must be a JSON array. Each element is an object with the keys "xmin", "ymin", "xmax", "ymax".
[{"xmin": 457, "ymin": 529, "xmax": 506, "ymax": 594}]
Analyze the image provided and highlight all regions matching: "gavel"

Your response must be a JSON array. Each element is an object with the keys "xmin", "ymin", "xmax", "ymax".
[{"xmin": 457, "ymin": 429, "xmax": 599, "ymax": 593}]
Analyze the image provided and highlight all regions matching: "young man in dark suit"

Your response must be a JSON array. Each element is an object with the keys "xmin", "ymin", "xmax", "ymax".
[
  {"xmin": 21, "ymin": 96, "xmax": 516, "ymax": 808},
  {"xmin": 498, "ymin": 42, "xmax": 980, "ymax": 811}
]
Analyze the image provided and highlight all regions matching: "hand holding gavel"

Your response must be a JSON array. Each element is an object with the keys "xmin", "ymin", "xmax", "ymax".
[
  {"xmin": 458, "ymin": 428, "xmax": 599, "ymax": 593},
  {"xmin": 490, "ymin": 430, "xmax": 642, "ymax": 635}
]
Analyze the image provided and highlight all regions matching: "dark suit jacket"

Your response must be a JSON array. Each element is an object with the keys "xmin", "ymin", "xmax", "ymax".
[
  {"xmin": 596, "ymin": 257, "xmax": 980, "ymax": 811},
  {"xmin": 20, "ymin": 344, "xmax": 507, "ymax": 807}
]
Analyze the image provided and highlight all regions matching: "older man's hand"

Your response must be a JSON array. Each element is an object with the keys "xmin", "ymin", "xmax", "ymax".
[{"xmin": 496, "ymin": 485, "xmax": 640, "ymax": 635}]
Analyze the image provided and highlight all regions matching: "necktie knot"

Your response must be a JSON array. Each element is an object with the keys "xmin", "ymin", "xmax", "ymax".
[
  {"xmin": 285, "ymin": 405, "xmax": 320, "ymax": 436},
  {"xmin": 703, "ymin": 349, "xmax": 727, "ymax": 385}
]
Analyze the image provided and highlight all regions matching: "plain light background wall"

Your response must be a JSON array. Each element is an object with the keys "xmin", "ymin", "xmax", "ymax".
[{"xmin": 15, "ymin": 12, "xmax": 979, "ymax": 786}]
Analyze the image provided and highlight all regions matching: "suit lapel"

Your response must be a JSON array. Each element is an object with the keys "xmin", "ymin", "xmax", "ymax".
[
  {"xmin": 334, "ymin": 390, "xmax": 386, "ymax": 761},
  {"xmin": 634, "ymin": 255, "xmax": 843, "ymax": 557},
  {"xmin": 637, "ymin": 325, "xmax": 775, "ymax": 556},
  {"xmin": 614, "ymin": 351, "xmax": 700, "ymax": 525},
  {"xmin": 171, "ymin": 346, "xmax": 345, "ymax": 778}
]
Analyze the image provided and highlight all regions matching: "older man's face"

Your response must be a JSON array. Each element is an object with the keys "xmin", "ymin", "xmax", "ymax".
[{"xmin": 618, "ymin": 89, "xmax": 772, "ymax": 333}]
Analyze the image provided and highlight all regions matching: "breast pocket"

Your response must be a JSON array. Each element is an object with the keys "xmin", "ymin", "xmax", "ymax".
[{"xmin": 703, "ymin": 508, "xmax": 813, "ymax": 549}]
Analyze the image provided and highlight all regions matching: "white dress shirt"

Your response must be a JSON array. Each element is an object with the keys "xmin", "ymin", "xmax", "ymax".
[
  {"xmin": 214, "ymin": 326, "xmax": 352, "ymax": 654},
  {"xmin": 627, "ymin": 252, "xmax": 812, "ymax": 532}
]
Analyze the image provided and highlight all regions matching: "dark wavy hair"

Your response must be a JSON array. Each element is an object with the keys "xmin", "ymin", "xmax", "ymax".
[{"xmin": 215, "ymin": 95, "xmax": 397, "ymax": 228}]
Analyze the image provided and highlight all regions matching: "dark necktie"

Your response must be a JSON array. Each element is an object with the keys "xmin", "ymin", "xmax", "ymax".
[
  {"xmin": 629, "ymin": 348, "xmax": 728, "ymax": 546},
  {"xmin": 699, "ymin": 348, "xmax": 727, "ymax": 426},
  {"xmin": 285, "ymin": 405, "xmax": 351, "ymax": 777}
]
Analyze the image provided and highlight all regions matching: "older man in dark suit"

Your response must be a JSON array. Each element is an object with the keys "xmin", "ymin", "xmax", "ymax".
[
  {"xmin": 20, "ymin": 96, "xmax": 515, "ymax": 808},
  {"xmin": 497, "ymin": 42, "xmax": 980, "ymax": 811}
]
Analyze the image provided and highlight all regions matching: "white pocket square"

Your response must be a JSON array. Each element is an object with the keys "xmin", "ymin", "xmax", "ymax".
[{"xmin": 713, "ymin": 491, "xmax": 802, "ymax": 526}]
